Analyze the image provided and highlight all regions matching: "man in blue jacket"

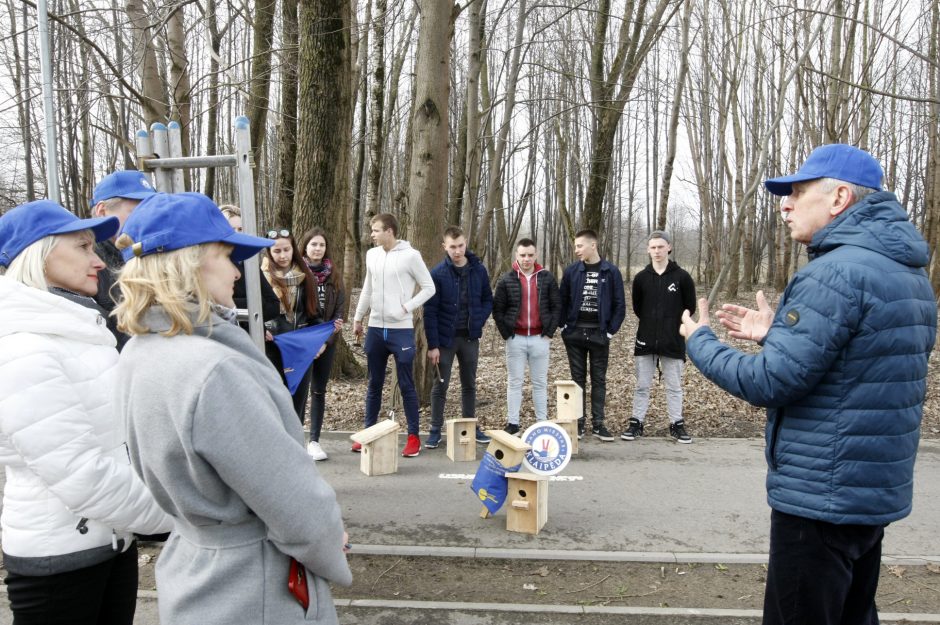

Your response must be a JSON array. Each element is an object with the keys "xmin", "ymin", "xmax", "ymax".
[
  {"xmin": 680, "ymin": 144, "xmax": 937, "ymax": 625},
  {"xmin": 559, "ymin": 229, "xmax": 626, "ymax": 441},
  {"xmin": 424, "ymin": 226, "xmax": 494, "ymax": 448}
]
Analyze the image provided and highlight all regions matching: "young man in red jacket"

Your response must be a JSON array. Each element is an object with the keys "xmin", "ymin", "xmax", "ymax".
[{"xmin": 492, "ymin": 238, "xmax": 562, "ymax": 434}]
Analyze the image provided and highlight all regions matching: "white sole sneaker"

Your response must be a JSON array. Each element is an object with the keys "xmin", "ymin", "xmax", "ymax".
[{"xmin": 307, "ymin": 441, "xmax": 328, "ymax": 461}]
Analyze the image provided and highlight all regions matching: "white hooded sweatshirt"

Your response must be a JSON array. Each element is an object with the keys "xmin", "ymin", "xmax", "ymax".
[
  {"xmin": 0, "ymin": 277, "xmax": 171, "ymax": 575},
  {"xmin": 354, "ymin": 239, "xmax": 435, "ymax": 329}
]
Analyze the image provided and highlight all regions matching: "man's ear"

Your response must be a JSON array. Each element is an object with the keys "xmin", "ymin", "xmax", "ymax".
[
  {"xmin": 830, "ymin": 184, "xmax": 854, "ymax": 217},
  {"xmin": 92, "ymin": 202, "xmax": 107, "ymax": 218}
]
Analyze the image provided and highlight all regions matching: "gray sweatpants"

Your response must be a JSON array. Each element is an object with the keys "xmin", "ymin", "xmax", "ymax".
[{"xmin": 632, "ymin": 354, "xmax": 684, "ymax": 423}]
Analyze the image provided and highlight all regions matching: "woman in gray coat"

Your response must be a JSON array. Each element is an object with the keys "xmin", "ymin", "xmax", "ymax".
[{"xmin": 111, "ymin": 192, "xmax": 351, "ymax": 625}]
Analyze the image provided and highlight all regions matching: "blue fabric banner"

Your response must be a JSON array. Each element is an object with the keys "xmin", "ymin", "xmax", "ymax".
[
  {"xmin": 470, "ymin": 451, "xmax": 521, "ymax": 515},
  {"xmin": 272, "ymin": 321, "xmax": 335, "ymax": 394}
]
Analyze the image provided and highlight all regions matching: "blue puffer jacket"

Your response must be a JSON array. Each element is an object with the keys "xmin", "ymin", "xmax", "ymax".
[
  {"xmin": 687, "ymin": 192, "xmax": 937, "ymax": 525},
  {"xmin": 424, "ymin": 251, "xmax": 493, "ymax": 349}
]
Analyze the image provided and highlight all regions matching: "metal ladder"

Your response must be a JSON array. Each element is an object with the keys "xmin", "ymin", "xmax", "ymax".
[{"xmin": 134, "ymin": 117, "xmax": 265, "ymax": 349}]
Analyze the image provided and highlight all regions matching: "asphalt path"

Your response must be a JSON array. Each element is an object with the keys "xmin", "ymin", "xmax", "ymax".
[{"xmin": 317, "ymin": 433, "xmax": 940, "ymax": 561}]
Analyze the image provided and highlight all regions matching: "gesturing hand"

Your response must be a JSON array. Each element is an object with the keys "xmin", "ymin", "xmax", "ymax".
[
  {"xmin": 716, "ymin": 290, "xmax": 774, "ymax": 343},
  {"xmin": 680, "ymin": 298, "xmax": 711, "ymax": 339}
]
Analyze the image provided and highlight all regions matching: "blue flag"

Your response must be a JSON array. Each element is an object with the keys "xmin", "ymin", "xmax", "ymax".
[
  {"xmin": 470, "ymin": 451, "xmax": 521, "ymax": 515},
  {"xmin": 272, "ymin": 321, "xmax": 335, "ymax": 395}
]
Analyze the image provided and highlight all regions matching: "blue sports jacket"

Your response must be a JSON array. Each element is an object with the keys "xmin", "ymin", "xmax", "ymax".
[
  {"xmin": 424, "ymin": 251, "xmax": 493, "ymax": 349},
  {"xmin": 687, "ymin": 192, "xmax": 937, "ymax": 525},
  {"xmin": 559, "ymin": 259, "xmax": 626, "ymax": 337}
]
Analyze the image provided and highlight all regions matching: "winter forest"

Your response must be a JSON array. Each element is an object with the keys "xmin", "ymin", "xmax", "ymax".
[{"xmin": 1, "ymin": 0, "xmax": 939, "ymax": 302}]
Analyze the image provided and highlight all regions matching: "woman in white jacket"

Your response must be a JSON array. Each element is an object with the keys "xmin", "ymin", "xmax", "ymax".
[{"xmin": 0, "ymin": 200, "xmax": 172, "ymax": 625}]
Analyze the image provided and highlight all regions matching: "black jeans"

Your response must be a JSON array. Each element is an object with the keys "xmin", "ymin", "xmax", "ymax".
[
  {"xmin": 562, "ymin": 327, "xmax": 610, "ymax": 424},
  {"xmin": 309, "ymin": 340, "xmax": 338, "ymax": 441},
  {"xmin": 763, "ymin": 509, "xmax": 884, "ymax": 625},
  {"xmin": 429, "ymin": 336, "xmax": 480, "ymax": 430},
  {"xmin": 5, "ymin": 543, "xmax": 139, "ymax": 625}
]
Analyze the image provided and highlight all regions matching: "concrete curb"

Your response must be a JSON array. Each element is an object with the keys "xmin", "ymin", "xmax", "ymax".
[
  {"xmin": 350, "ymin": 543, "xmax": 940, "ymax": 566},
  {"xmin": 334, "ymin": 598, "xmax": 940, "ymax": 622}
]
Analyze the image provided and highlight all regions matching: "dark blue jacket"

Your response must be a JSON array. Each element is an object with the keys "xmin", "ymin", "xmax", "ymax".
[
  {"xmin": 687, "ymin": 192, "xmax": 937, "ymax": 525},
  {"xmin": 559, "ymin": 259, "xmax": 626, "ymax": 337},
  {"xmin": 424, "ymin": 251, "xmax": 493, "ymax": 349}
]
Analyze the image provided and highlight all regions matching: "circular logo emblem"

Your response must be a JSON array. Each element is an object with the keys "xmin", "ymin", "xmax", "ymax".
[{"xmin": 521, "ymin": 422, "xmax": 571, "ymax": 476}]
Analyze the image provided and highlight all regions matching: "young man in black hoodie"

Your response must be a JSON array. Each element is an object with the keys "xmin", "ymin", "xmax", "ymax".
[{"xmin": 623, "ymin": 230, "xmax": 696, "ymax": 443}]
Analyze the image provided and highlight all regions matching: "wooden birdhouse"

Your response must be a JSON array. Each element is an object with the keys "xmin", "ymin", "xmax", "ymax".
[
  {"xmin": 479, "ymin": 431, "xmax": 531, "ymax": 518},
  {"xmin": 507, "ymin": 472, "xmax": 549, "ymax": 535},
  {"xmin": 554, "ymin": 380, "xmax": 582, "ymax": 454},
  {"xmin": 555, "ymin": 380, "xmax": 583, "ymax": 421},
  {"xmin": 350, "ymin": 420, "xmax": 400, "ymax": 476},
  {"xmin": 446, "ymin": 418, "xmax": 477, "ymax": 462}
]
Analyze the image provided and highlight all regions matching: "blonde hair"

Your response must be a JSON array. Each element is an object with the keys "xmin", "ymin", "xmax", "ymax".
[
  {"xmin": 2, "ymin": 235, "xmax": 60, "ymax": 289},
  {"xmin": 114, "ymin": 236, "xmax": 229, "ymax": 337},
  {"xmin": 219, "ymin": 204, "xmax": 241, "ymax": 219}
]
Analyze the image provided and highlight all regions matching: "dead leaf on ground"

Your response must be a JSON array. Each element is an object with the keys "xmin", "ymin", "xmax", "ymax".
[{"xmin": 887, "ymin": 565, "xmax": 905, "ymax": 578}]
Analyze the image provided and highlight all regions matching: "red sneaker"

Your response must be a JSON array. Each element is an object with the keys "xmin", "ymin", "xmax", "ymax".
[
  {"xmin": 401, "ymin": 434, "xmax": 421, "ymax": 457},
  {"xmin": 351, "ymin": 441, "xmax": 362, "ymax": 453}
]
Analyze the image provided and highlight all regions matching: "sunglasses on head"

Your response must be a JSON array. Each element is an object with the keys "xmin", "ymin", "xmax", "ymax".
[{"xmin": 267, "ymin": 229, "xmax": 290, "ymax": 239}]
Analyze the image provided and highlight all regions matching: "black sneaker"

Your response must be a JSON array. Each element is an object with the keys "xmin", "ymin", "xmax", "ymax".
[
  {"xmin": 621, "ymin": 418, "xmax": 643, "ymax": 441},
  {"xmin": 670, "ymin": 420, "xmax": 692, "ymax": 444},
  {"xmin": 475, "ymin": 428, "xmax": 491, "ymax": 444},
  {"xmin": 577, "ymin": 418, "xmax": 585, "ymax": 440},
  {"xmin": 504, "ymin": 423, "xmax": 520, "ymax": 435},
  {"xmin": 592, "ymin": 422, "xmax": 615, "ymax": 442}
]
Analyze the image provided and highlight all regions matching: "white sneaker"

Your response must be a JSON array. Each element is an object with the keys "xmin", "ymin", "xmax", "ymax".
[{"xmin": 306, "ymin": 440, "xmax": 328, "ymax": 461}]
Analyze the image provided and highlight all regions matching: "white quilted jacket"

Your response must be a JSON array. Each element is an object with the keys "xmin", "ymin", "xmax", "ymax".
[{"xmin": 0, "ymin": 277, "xmax": 171, "ymax": 570}]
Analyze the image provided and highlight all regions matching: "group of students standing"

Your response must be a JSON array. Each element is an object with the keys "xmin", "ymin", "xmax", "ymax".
[{"xmin": 350, "ymin": 212, "xmax": 699, "ymax": 458}]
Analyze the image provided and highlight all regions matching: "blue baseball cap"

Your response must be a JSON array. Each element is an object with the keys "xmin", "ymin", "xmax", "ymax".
[
  {"xmin": 0, "ymin": 200, "xmax": 119, "ymax": 267},
  {"xmin": 764, "ymin": 144, "xmax": 883, "ymax": 196},
  {"xmin": 119, "ymin": 192, "xmax": 272, "ymax": 263},
  {"xmin": 90, "ymin": 171, "xmax": 157, "ymax": 207}
]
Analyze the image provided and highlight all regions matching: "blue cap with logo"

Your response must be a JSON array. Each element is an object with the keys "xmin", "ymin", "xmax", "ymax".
[
  {"xmin": 119, "ymin": 192, "xmax": 272, "ymax": 263},
  {"xmin": 0, "ymin": 200, "xmax": 119, "ymax": 267},
  {"xmin": 764, "ymin": 144, "xmax": 884, "ymax": 197},
  {"xmin": 90, "ymin": 171, "xmax": 157, "ymax": 207}
]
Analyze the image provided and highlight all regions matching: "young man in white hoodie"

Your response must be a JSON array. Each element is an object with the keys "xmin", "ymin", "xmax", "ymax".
[{"xmin": 353, "ymin": 213, "xmax": 435, "ymax": 457}]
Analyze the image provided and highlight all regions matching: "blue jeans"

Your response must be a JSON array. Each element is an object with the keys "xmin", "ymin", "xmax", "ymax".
[
  {"xmin": 364, "ymin": 326, "xmax": 419, "ymax": 435},
  {"xmin": 505, "ymin": 334, "xmax": 551, "ymax": 424},
  {"xmin": 430, "ymin": 336, "xmax": 480, "ymax": 430}
]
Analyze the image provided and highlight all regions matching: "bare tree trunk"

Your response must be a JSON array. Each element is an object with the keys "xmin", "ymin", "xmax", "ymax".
[
  {"xmin": 202, "ymin": 0, "xmax": 222, "ymax": 198},
  {"xmin": 248, "ymin": 0, "xmax": 277, "ymax": 188},
  {"xmin": 406, "ymin": 0, "xmax": 457, "ymax": 403},
  {"xmin": 366, "ymin": 0, "xmax": 388, "ymax": 219},
  {"xmin": 656, "ymin": 0, "xmax": 691, "ymax": 230},
  {"xmin": 166, "ymin": 7, "xmax": 192, "ymax": 186},
  {"xmin": 126, "ymin": 0, "xmax": 168, "ymax": 126},
  {"xmin": 581, "ymin": 0, "xmax": 681, "ymax": 234},
  {"xmin": 474, "ymin": 0, "xmax": 528, "ymax": 259},
  {"xmin": 8, "ymin": 0, "xmax": 35, "ymax": 199},
  {"xmin": 295, "ymin": 0, "xmax": 364, "ymax": 377},
  {"xmin": 276, "ymin": 0, "xmax": 299, "ymax": 226},
  {"xmin": 926, "ymin": 0, "xmax": 940, "ymax": 297}
]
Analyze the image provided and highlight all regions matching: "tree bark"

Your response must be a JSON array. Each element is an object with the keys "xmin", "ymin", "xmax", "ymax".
[
  {"xmin": 248, "ymin": 0, "xmax": 277, "ymax": 188},
  {"xmin": 295, "ymin": 0, "xmax": 364, "ymax": 377},
  {"xmin": 126, "ymin": 0, "xmax": 168, "ymax": 126},
  {"xmin": 276, "ymin": 0, "xmax": 299, "ymax": 227}
]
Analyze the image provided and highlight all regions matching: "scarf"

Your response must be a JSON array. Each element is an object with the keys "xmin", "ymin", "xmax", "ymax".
[
  {"xmin": 263, "ymin": 259, "xmax": 306, "ymax": 323},
  {"xmin": 307, "ymin": 258, "xmax": 333, "ymax": 286}
]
